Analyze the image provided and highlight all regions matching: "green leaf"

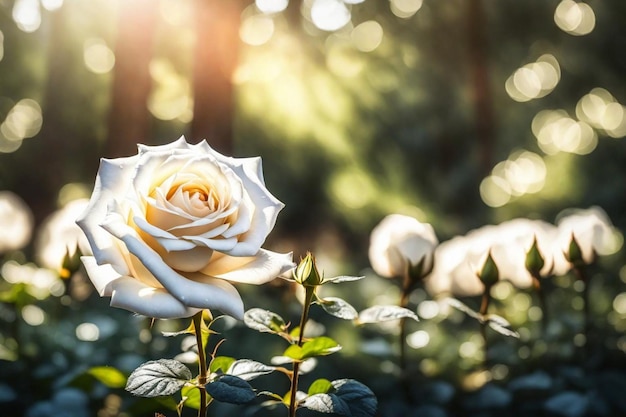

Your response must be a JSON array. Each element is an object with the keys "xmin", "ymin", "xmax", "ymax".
[
  {"xmin": 319, "ymin": 297, "xmax": 359, "ymax": 320},
  {"xmin": 357, "ymin": 306, "xmax": 419, "ymax": 324},
  {"xmin": 125, "ymin": 359, "xmax": 192, "ymax": 398},
  {"xmin": 308, "ymin": 378, "xmax": 333, "ymax": 395},
  {"xmin": 301, "ymin": 379, "xmax": 377, "ymax": 417},
  {"xmin": 301, "ymin": 337, "xmax": 341, "ymax": 359},
  {"xmin": 244, "ymin": 308, "xmax": 286, "ymax": 334},
  {"xmin": 283, "ymin": 345, "xmax": 303, "ymax": 361},
  {"xmin": 180, "ymin": 385, "xmax": 202, "ymax": 410},
  {"xmin": 210, "ymin": 356, "xmax": 236, "ymax": 374},
  {"xmin": 227, "ymin": 359, "xmax": 276, "ymax": 381},
  {"xmin": 322, "ymin": 275, "xmax": 365, "ymax": 284},
  {"xmin": 88, "ymin": 366, "xmax": 127, "ymax": 388},
  {"xmin": 205, "ymin": 375, "xmax": 256, "ymax": 404}
]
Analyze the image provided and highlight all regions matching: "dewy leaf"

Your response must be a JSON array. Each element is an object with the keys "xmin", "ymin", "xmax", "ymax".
[
  {"xmin": 323, "ymin": 275, "xmax": 365, "ymax": 284},
  {"xmin": 283, "ymin": 344, "xmax": 304, "ymax": 361},
  {"xmin": 205, "ymin": 375, "xmax": 256, "ymax": 404},
  {"xmin": 88, "ymin": 366, "xmax": 127, "ymax": 388},
  {"xmin": 301, "ymin": 379, "xmax": 377, "ymax": 417},
  {"xmin": 319, "ymin": 297, "xmax": 359, "ymax": 320},
  {"xmin": 227, "ymin": 359, "xmax": 276, "ymax": 381},
  {"xmin": 358, "ymin": 305, "xmax": 419, "ymax": 324},
  {"xmin": 244, "ymin": 308, "xmax": 286, "ymax": 334},
  {"xmin": 301, "ymin": 337, "xmax": 341, "ymax": 359},
  {"xmin": 125, "ymin": 359, "xmax": 192, "ymax": 398}
]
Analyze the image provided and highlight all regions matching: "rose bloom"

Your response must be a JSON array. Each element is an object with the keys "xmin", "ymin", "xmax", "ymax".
[
  {"xmin": 0, "ymin": 191, "xmax": 33, "ymax": 253},
  {"xmin": 369, "ymin": 214, "xmax": 438, "ymax": 279},
  {"xmin": 426, "ymin": 218, "xmax": 568, "ymax": 297},
  {"xmin": 556, "ymin": 206, "xmax": 623, "ymax": 264},
  {"xmin": 77, "ymin": 137, "xmax": 294, "ymax": 319}
]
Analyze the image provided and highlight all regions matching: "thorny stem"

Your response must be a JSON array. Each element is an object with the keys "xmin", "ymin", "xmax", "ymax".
[
  {"xmin": 288, "ymin": 286, "xmax": 315, "ymax": 417},
  {"xmin": 193, "ymin": 311, "xmax": 208, "ymax": 417}
]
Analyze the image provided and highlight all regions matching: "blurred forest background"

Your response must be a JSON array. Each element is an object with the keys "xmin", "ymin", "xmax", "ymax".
[{"xmin": 0, "ymin": 0, "xmax": 625, "ymax": 416}]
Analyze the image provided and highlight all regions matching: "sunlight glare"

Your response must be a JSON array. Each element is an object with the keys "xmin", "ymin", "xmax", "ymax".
[
  {"xmin": 83, "ymin": 38, "xmax": 115, "ymax": 74},
  {"xmin": 310, "ymin": 0, "xmax": 351, "ymax": 31},
  {"xmin": 12, "ymin": 0, "xmax": 41, "ymax": 33},
  {"xmin": 22, "ymin": 305, "xmax": 45, "ymax": 326},
  {"xmin": 533, "ymin": 110, "xmax": 597, "ymax": 155},
  {"xmin": 240, "ymin": 13, "xmax": 275, "ymax": 46},
  {"xmin": 41, "ymin": 0, "xmax": 63, "ymax": 11},
  {"xmin": 148, "ymin": 59, "xmax": 193, "ymax": 122},
  {"xmin": 576, "ymin": 88, "xmax": 626, "ymax": 138},
  {"xmin": 554, "ymin": 0, "xmax": 595, "ymax": 36},
  {"xmin": 0, "ymin": 192, "xmax": 33, "ymax": 252},
  {"xmin": 256, "ymin": 0, "xmax": 288, "ymax": 14},
  {"xmin": 351, "ymin": 20, "xmax": 383, "ymax": 52},
  {"xmin": 406, "ymin": 330, "xmax": 430, "ymax": 349},
  {"xmin": 76, "ymin": 322, "xmax": 100, "ymax": 341},
  {"xmin": 1, "ymin": 99, "xmax": 42, "ymax": 144},
  {"xmin": 390, "ymin": 0, "xmax": 423, "ymax": 19},
  {"xmin": 506, "ymin": 55, "xmax": 560, "ymax": 102}
]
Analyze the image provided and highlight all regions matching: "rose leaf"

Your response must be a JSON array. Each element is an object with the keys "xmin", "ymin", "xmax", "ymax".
[
  {"xmin": 226, "ymin": 359, "xmax": 276, "ymax": 381},
  {"xmin": 205, "ymin": 375, "xmax": 256, "ymax": 404},
  {"xmin": 125, "ymin": 359, "xmax": 192, "ymax": 398},
  {"xmin": 357, "ymin": 306, "xmax": 419, "ymax": 324},
  {"xmin": 244, "ymin": 308, "xmax": 287, "ymax": 334},
  {"xmin": 318, "ymin": 297, "xmax": 359, "ymax": 320}
]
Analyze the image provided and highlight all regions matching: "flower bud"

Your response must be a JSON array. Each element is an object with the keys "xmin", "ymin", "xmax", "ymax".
[
  {"xmin": 293, "ymin": 252, "xmax": 323, "ymax": 287},
  {"xmin": 565, "ymin": 233, "xmax": 586, "ymax": 267},
  {"xmin": 477, "ymin": 251, "xmax": 499, "ymax": 288},
  {"xmin": 525, "ymin": 236, "xmax": 545, "ymax": 277}
]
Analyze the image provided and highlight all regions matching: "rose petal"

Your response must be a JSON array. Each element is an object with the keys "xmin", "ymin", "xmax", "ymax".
[
  {"xmin": 100, "ymin": 215, "xmax": 244, "ymax": 318},
  {"xmin": 77, "ymin": 157, "xmax": 139, "ymax": 275},
  {"xmin": 160, "ymin": 246, "xmax": 214, "ymax": 272},
  {"xmin": 201, "ymin": 249, "xmax": 295, "ymax": 284},
  {"xmin": 80, "ymin": 255, "xmax": 121, "ymax": 296},
  {"xmin": 184, "ymin": 235, "xmax": 239, "ymax": 252},
  {"xmin": 109, "ymin": 276, "xmax": 202, "ymax": 319}
]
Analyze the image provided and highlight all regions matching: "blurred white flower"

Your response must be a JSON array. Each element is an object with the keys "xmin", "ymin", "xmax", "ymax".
[
  {"xmin": 426, "ymin": 218, "xmax": 568, "ymax": 297},
  {"xmin": 556, "ymin": 206, "xmax": 623, "ymax": 264},
  {"xmin": 36, "ymin": 198, "xmax": 90, "ymax": 270},
  {"xmin": 0, "ymin": 191, "xmax": 33, "ymax": 253},
  {"xmin": 369, "ymin": 214, "xmax": 438, "ymax": 279}
]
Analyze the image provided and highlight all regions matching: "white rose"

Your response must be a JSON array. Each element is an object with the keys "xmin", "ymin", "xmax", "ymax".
[
  {"xmin": 426, "ymin": 218, "xmax": 568, "ymax": 297},
  {"xmin": 77, "ymin": 137, "xmax": 294, "ymax": 319},
  {"xmin": 0, "ymin": 191, "xmax": 33, "ymax": 253},
  {"xmin": 368, "ymin": 214, "xmax": 438, "ymax": 279},
  {"xmin": 556, "ymin": 206, "xmax": 623, "ymax": 264}
]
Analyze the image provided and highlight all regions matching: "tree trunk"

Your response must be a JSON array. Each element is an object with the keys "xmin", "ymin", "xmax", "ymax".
[
  {"xmin": 190, "ymin": 0, "xmax": 244, "ymax": 155},
  {"xmin": 105, "ymin": 0, "xmax": 158, "ymax": 158}
]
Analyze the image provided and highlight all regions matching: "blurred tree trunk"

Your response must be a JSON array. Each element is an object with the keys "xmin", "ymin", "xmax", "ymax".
[
  {"xmin": 105, "ymin": 0, "xmax": 158, "ymax": 158},
  {"xmin": 468, "ymin": 0, "xmax": 495, "ymax": 176},
  {"xmin": 190, "ymin": 0, "xmax": 244, "ymax": 155}
]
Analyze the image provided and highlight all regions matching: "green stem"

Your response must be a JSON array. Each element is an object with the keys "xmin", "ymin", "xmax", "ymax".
[
  {"xmin": 531, "ymin": 273, "xmax": 548, "ymax": 335},
  {"xmin": 573, "ymin": 265, "xmax": 591, "ymax": 355},
  {"xmin": 398, "ymin": 272, "xmax": 413, "ymax": 402},
  {"xmin": 288, "ymin": 286, "xmax": 315, "ymax": 417},
  {"xmin": 193, "ymin": 311, "xmax": 208, "ymax": 417},
  {"xmin": 479, "ymin": 288, "xmax": 491, "ymax": 367}
]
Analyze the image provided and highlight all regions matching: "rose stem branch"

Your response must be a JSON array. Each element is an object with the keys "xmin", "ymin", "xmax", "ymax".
[
  {"xmin": 193, "ymin": 311, "xmax": 208, "ymax": 417},
  {"xmin": 531, "ymin": 273, "xmax": 548, "ymax": 335},
  {"xmin": 479, "ymin": 289, "xmax": 491, "ymax": 368},
  {"xmin": 288, "ymin": 286, "xmax": 315, "ymax": 417},
  {"xmin": 399, "ymin": 271, "xmax": 414, "ymax": 402},
  {"xmin": 572, "ymin": 265, "xmax": 591, "ymax": 358}
]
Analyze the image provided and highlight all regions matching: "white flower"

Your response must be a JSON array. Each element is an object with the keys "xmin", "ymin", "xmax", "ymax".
[
  {"xmin": 368, "ymin": 214, "xmax": 438, "ymax": 279},
  {"xmin": 426, "ymin": 218, "xmax": 568, "ymax": 297},
  {"xmin": 556, "ymin": 206, "xmax": 623, "ymax": 264},
  {"xmin": 36, "ymin": 198, "xmax": 90, "ymax": 270},
  {"xmin": 0, "ymin": 191, "xmax": 33, "ymax": 253},
  {"xmin": 77, "ymin": 137, "xmax": 294, "ymax": 319}
]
